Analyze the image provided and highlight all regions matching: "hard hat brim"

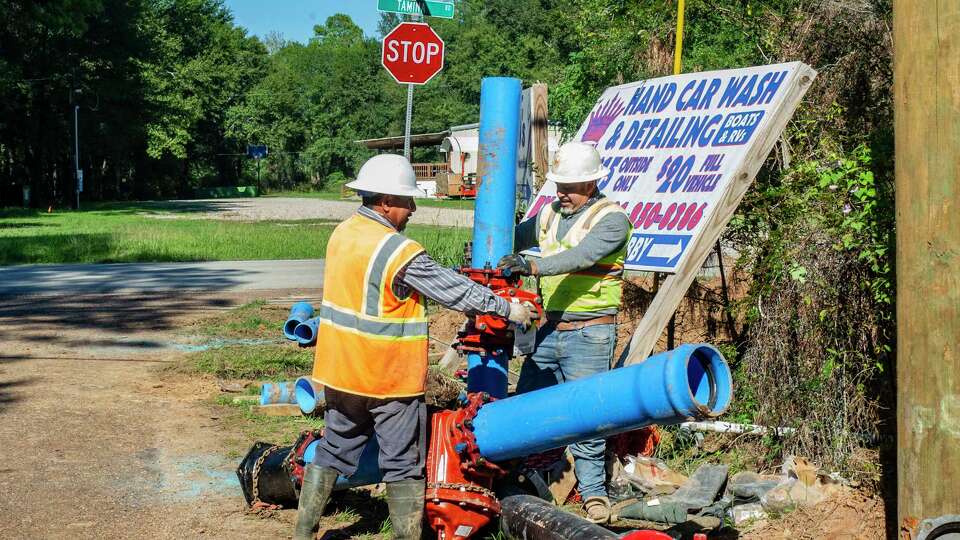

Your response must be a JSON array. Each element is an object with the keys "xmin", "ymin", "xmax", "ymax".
[
  {"xmin": 546, "ymin": 166, "xmax": 610, "ymax": 184},
  {"xmin": 345, "ymin": 179, "xmax": 427, "ymax": 198}
]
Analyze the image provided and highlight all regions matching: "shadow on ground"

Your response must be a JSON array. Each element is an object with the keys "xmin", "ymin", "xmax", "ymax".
[
  {"xmin": 0, "ymin": 291, "xmax": 234, "ymax": 344},
  {"xmin": 0, "ymin": 376, "xmax": 38, "ymax": 414}
]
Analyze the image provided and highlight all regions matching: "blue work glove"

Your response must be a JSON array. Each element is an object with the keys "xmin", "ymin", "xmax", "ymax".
[{"xmin": 497, "ymin": 253, "xmax": 535, "ymax": 276}]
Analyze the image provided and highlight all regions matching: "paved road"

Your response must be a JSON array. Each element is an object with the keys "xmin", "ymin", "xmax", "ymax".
[
  {"xmin": 0, "ymin": 259, "xmax": 325, "ymax": 297},
  {"xmin": 147, "ymin": 197, "xmax": 474, "ymax": 228}
]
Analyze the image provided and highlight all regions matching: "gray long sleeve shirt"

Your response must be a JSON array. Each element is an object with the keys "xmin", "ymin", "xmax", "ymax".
[
  {"xmin": 356, "ymin": 206, "xmax": 510, "ymax": 318},
  {"xmin": 514, "ymin": 194, "xmax": 632, "ymax": 320}
]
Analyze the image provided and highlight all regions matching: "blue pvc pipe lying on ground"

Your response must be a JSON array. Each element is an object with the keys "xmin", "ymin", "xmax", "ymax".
[
  {"xmin": 283, "ymin": 301, "xmax": 313, "ymax": 340},
  {"xmin": 472, "ymin": 344, "xmax": 733, "ymax": 462},
  {"xmin": 294, "ymin": 377, "xmax": 326, "ymax": 416},
  {"xmin": 303, "ymin": 344, "xmax": 732, "ymax": 488},
  {"xmin": 303, "ymin": 437, "xmax": 383, "ymax": 490},
  {"xmin": 467, "ymin": 76, "xmax": 522, "ymax": 400},
  {"xmin": 293, "ymin": 317, "xmax": 320, "ymax": 346},
  {"xmin": 259, "ymin": 381, "xmax": 297, "ymax": 405}
]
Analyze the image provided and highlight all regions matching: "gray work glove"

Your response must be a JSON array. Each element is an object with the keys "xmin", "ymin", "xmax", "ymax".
[
  {"xmin": 497, "ymin": 253, "xmax": 536, "ymax": 276},
  {"xmin": 507, "ymin": 302, "xmax": 537, "ymax": 328}
]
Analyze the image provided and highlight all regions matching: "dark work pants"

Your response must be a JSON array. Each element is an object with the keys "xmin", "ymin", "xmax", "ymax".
[{"xmin": 311, "ymin": 386, "xmax": 427, "ymax": 483}]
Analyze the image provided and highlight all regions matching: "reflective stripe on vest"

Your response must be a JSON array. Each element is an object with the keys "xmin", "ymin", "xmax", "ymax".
[
  {"xmin": 312, "ymin": 214, "xmax": 428, "ymax": 398},
  {"xmin": 537, "ymin": 199, "xmax": 628, "ymax": 313}
]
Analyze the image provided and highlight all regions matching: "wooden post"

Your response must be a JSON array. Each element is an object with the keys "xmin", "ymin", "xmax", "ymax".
[
  {"xmin": 894, "ymin": 0, "xmax": 960, "ymax": 529},
  {"xmin": 529, "ymin": 83, "xmax": 550, "ymax": 191}
]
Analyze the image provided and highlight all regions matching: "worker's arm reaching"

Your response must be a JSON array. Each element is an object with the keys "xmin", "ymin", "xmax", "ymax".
[
  {"xmin": 501, "ymin": 206, "xmax": 631, "ymax": 277},
  {"xmin": 399, "ymin": 253, "xmax": 536, "ymax": 326}
]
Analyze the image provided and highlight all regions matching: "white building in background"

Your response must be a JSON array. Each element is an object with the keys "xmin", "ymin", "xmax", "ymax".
[{"xmin": 357, "ymin": 122, "xmax": 562, "ymax": 202}]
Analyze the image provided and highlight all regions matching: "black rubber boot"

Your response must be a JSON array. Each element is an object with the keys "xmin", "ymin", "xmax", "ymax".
[
  {"xmin": 386, "ymin": 479, "xmax": 425, "ymax": 540},
  {"xmin": 293, "ymin": 464, "xmax": 338, "ymax": 540}
]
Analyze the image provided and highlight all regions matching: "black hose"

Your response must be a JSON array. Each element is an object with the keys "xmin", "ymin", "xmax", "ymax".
[{"xmin": 499, "ymin": 494, "xmax": 619, "ymax": 540}]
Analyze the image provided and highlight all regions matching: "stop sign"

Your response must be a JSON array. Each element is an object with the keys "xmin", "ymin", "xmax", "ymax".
[{"xmin": 381, "ymin": 22, "xmax": 445, "ymax": 85}]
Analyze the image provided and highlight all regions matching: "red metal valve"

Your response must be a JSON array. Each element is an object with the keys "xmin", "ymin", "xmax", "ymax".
[
  {"xmin": 456, "ymin": 266, "xmax": 543, "ymax": 354},
  {"xmin": 425, "ymin": 393, "xmax": 506, "ymax": 540}
]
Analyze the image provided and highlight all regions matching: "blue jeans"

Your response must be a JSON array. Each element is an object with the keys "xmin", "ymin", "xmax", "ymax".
[{"xmin": 516, "ymin": 322, "xmax": 616, "ymax": 499}]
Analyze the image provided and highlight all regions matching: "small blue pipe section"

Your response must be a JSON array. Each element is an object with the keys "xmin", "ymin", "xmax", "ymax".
[
  {"xmin": 294, "ymin": 377, "xmax": 325, "ymax": 415},
  {"xmin": 472, "ymin": 344, "xmax": 733, "ymax": 462},
  {"xmin": 259, "ymin": 381, "xmax": 297, "ymax": 405},
  {"xmin": 293, "ymin": 317, "xmax": 320, "ymax": 346},
  {"xmin": 467, "ymin": 76, "xmax": 522, "ymax": 400},
  {"xmin": 283, "ymin": 301, "xmax": 313, "ymax": 340},
  {"xmin": 303, "ymin": 437, "xmax": 383, "ymax": 490}
]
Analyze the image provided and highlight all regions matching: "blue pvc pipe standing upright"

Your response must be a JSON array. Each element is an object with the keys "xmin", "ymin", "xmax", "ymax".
[{"xmin": 468, "ymin": 77, "xmax": 523, "ymax": 400}]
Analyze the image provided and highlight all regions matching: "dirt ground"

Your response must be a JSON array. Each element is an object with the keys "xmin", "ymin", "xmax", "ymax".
[
  {"xmin": 0, "ymin": 289, "xmax": 321, "ymax": 539},
  {"xmin": 0, "ymin": 287, "xmax": 888, "ymax": 540}
]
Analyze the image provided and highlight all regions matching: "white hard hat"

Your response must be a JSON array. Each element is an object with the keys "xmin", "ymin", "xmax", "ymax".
[
  {"xmin": 346, "ymin": 154, "xmax": 426, "ymax": 198},
  {"xmin": 546, "ymin": 142, "xmax": 610, "ymax": 184}
]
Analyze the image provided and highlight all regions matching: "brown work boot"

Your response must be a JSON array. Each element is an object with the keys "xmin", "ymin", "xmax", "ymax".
[
  {"xmin": 583, "ymin": 495, "xmax": 611, "ymax": 524},
  {"xmin": 293, "ymin": 464, "xmax": 339, "ymax": 540},
  {"xmin": 386, "ymin": 479, "xmax": 425, "ymax": 539}
]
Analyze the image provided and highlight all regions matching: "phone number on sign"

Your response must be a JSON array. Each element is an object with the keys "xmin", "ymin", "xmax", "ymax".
[{"xmin": 628, "ymin": 201, "xmax": 707, "ymax": 231}]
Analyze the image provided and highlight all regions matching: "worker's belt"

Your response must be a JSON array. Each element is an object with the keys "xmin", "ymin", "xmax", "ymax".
[{"xmin": 549, "ymin": 315, "xmax": 617, "ymax": 331}]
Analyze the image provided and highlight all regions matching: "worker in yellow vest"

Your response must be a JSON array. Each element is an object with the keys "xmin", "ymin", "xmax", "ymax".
[
  {"xmin": 294, "ymin": 154, "xmax": 536, "ymax": 540},
  {"xmin": 498, "ymin": 142, "xmax": 631, "ymax": 524}
]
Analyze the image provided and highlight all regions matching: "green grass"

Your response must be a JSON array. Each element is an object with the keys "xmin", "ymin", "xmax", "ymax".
[
  {"xmin": 186, "ymin": 343, "xmax": 314, "ymax": 380},
  {"xmin": 266, "ymin": 189, "xmax": 476, "ymax": 210},
  {"xmin": 0, "ymin": 203, "xmax": 469, "ymax": 266},
  {"xmin": 190, "ymin": 299, "xmax": 285, "ymax": 339}
]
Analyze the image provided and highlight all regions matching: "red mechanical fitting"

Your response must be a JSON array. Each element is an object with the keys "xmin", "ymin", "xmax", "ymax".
[
  {"xmin": 282, "ymin": 429, "xmax": 324, "ymax": 491},
  {"xmin": 426, "ymin": 393, "xmax": 506, "ymax": 540},
  {"xmin": 456, "ymin": 266, "xmax": 543, "ymax": 354}
]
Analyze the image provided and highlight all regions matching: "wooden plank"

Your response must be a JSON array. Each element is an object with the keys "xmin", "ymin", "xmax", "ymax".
[
  {"xmin": 621, "ymin": 65, "xmax": 817, "ymax": 365},
  {"xmin": 529, "ymin": 83, "xmax": 550, "ymax": 191},
  {"xmin": 894, "ymin": 0, "xmax": 960, "ymax": 528}
]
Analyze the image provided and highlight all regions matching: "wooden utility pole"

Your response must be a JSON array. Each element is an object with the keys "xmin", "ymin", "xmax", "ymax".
[{"xmin": 894, "ymin": 0, "xmax": 960, "ymax": 531}]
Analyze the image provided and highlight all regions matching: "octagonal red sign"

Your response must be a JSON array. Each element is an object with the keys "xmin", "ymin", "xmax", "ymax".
[{"xmin": 381, "ymin": 22, "xmax": 445, "ymax": 85}]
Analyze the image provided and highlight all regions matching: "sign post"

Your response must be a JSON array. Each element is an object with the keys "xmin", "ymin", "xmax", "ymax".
[
  {"xmin": 381, "ymin": 21, "xmax": 445, "ymax": 159},
  {"xmin": 247, "ymin": 144, "xmax": 268, "ymax": 191},
  {"xmin": 523, "ymin": 62, "xmax": 817, "ymax": 363}
]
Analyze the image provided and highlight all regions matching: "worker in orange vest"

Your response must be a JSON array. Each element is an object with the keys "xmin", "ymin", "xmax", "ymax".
[{"xmin": 293, "ymin": 154, "xmax": 536, "ymax": 540}]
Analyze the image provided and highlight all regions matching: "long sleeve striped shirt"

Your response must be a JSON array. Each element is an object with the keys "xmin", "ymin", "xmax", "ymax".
[{"xmin": 357, "ymin": 206, "xmax": 510, "ymax": 318}]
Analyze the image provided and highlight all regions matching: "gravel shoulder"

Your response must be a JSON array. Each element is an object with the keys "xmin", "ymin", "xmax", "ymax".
[{"xmin": 148, "ymin": 197, "xmax": 474, "ymax": 228}]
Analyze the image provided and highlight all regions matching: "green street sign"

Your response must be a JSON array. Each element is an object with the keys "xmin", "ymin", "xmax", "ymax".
[{"xmin": 377, "ymin": 0, "xmax": 455, "ymax": 19}]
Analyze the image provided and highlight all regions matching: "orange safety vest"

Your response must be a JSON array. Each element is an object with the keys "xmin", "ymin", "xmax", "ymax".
[{"xmin": 311, "ymin": 213, "xmax": 429, "ymax": 398}]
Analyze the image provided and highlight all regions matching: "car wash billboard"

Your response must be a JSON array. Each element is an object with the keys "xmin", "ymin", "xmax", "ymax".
[{"xmin": 524, "ymin": 62, "xmax": 812, "ymax": 273}]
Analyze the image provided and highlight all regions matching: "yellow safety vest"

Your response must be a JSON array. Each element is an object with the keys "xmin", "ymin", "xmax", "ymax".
[
  {"xmin": 537, "ymin": 198, "xmax": 628, "ymax": 314},
  {"xmin": 311, "ymin": 213, "xmax": 429, "ymax": 398}
]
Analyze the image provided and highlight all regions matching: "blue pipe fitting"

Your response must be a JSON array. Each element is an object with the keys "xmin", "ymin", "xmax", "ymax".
[
  {"xmin": 283, "ymin": 301, "xmax": 314, "ymax": 340},
  {"xmin": 468, "ymin": 76, "xmax": 523, "ymax": 400},
  {"xmin": 472, "ymin": 344, "xmax": 733, "ymax": 462},
  {"xmin": 294, "ymin": 377, "xmax": 326, "ymax": 416},
  {"xmin": 303, "ymin": 437, "xmax": 383, "ymax": 490},
  {"xmin": 259, "ymin": 381, "xmax": 297, "ymax": 405},
  {"xmin": 293, "ymin": 317, "xmax": 320, "ymax": 346}
]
